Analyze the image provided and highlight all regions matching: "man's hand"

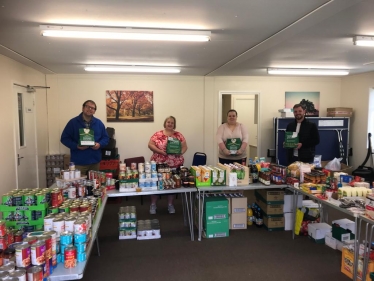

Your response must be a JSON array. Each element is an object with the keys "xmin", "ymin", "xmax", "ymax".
[
  {"xmin": 77, "ymin": 145, "xmax": 88, "ymax": 150},
  {"xmin": 92, "ymin": 142, "xmax": 101, "ymax": 150},
  {"xmin": 296, "ymin": 143, "xmax": 302, "ymax": 149}
]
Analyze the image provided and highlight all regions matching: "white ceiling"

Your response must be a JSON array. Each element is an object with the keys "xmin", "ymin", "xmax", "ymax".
[{"xmin": 1, "ymin": 0, "xmax": 373, "ymax": 76}]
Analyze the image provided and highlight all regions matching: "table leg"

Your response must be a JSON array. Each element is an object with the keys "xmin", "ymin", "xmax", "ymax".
[
  {"xmin": 292, "ymin": 189, "xmax": 297, "ymax": 240},
  {"xmin": 184, "ymin": 192, "xmax": 193, "ymax": 241},
  {"xmin": 181, "ymin": 193, "xmax": 187, "ymax": 227},
  {"xmin": 96, "ymin": 236, "xmax": 101, "ymax": 257},
  {"xmin": 362, "ymin": 224, "xmax": 374, "ymax": 280},
  {"xmin": 353, "ymin": 217, "xmax": 361, "ymax": 281}
]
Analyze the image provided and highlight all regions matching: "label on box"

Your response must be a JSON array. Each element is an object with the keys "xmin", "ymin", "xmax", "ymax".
[
  {"xmin": 233, "ymin": 208, "xmax": 246, "ymax": 213},
  {"xmin": 105, "ymin": 151, "xmax": 112, "ymax": 156},
  {"xmin": 341, "ymin": 233, "xmax": 351, "ymax": 242},
  {"xmin": 233, "ymin": 223, "xmax": 246, "ymax": 228}
]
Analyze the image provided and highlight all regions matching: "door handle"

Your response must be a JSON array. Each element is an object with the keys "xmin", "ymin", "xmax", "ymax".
[{"xmin": 17, "ymin": 154, "xmax": 24, "ymax": 166}]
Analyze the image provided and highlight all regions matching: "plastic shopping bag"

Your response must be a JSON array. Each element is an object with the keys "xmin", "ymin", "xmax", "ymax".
[{"xmin": 324, "ymin": 158, "xmax": 342, "ymax": 171}]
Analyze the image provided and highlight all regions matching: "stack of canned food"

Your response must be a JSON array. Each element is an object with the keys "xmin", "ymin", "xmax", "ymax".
[
  {"xmin": 118, "ymin": 206, "xmax": 136, "ymax": 239},
  {"xmin": 137, "ymin": 219, "xmax": 161, "ymax": 240}
]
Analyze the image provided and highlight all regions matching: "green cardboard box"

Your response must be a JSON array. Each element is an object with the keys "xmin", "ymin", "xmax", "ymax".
[{"xmin": 204, "ymin": 218, "xmax": 229, "ymax": 238}]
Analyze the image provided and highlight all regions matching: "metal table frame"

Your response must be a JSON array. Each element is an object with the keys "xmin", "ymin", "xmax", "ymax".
[
  {"xmin": 107, "ymin": 188, "xmax": 197, "ymax": 241},
  {"xmin": 197, "ymin": 184, "xmax": 288, "ymax": 241}
]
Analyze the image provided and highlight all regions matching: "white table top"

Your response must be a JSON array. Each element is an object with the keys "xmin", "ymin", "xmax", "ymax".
[
  {"xmin": 107, "ymin": 187, "xmax": 197, "ymax": 197},
  {"xmin": 49, "ymin": 195, "xmax": 108, "ymax": 281},
  {"xmin": 197, "ymin": 183, "xmax": 288, "ymax": 192}
]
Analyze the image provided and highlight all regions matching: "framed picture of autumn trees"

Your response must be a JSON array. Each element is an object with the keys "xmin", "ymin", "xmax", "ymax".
[{"xmin": 106, "ymin": 90, "xmax": 154, "ymax": 122}]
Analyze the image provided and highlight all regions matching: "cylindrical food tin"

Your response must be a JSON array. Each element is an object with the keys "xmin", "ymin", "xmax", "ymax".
[
  {"xmin": 68, "ymin": 187, "xmax": 76, "ymax": 199},
  {"xmin": 15, "ymin": 243, "xmax": 31, "ymax": 268},
  {"xmin": 74, "ymin": 233, "xmax": 87, "ymax": 244},
  {"xmin": 23, "ymin": 236, "xmax": 38, "ymax": 245},
  {"xmin": 0, "ymin": 261, "xmax": 15, "ymax": 272},
  {"xmin": 74, "ymin": 242, "xmax": 86, "ymax": 253},
  {"xmin": 31, "ymin": 241, "xmax": 45, "ymax": 266},
  {"xmin": 2, "ymin": 193, "xmax": 13, "ymax": 206},
  {"xmin": 52, "ymin": 218, "xmax": 65, "ymax": 238},
  {"xmin": 24, "ymin": 193, "xmax": 35, "ymax": 206},
  {"xmin": 43, "ymin": 214, "xmax": 55, "ymax": 231},
  {"xmin": 0, "ymin": 271, "xmax": 9, "ymax": 279},
  {"xmin": 64, "ymin": 245, "xmax": 76, "ymax": 269},
  {"xmin": 9, "ymin": 268, "xmax": 27, "ymax": 281},
  {"xmin": 73, "ymin": 219, "xmax": 87, "ymax": 234},
  {"xmin": 0, "ymin": 221, "xmax": 6, "ymax": 237},
  {"xmin": 37, "ymin": 235, "xmax": 51, "ymax": 260},
  {"xmin": 145, "ymin": 162, "xmax": 151, "ymax": 173},
  {"xmin": 150, "ymin": 161, "xmax": 157, "ymax": 171},
  {"xmin": 77, "ymin": 251, "xmax": 86, "ymax": 263},
  {"xmin": 12, "ymin": 194, "xmax": 24, "ymax": 206},
  {"xmin": 26, "ymin": 265, "xmax": 43, "ymax": 281},
  {"xmin": 60, "ymin": 231, "xmax": 73, "ymax": 245},
  {"xmin": 74, "ymin": 170, "xmax": 81, "ymax": 179},
  {"xmin": 64, "ymin": 217, "xmax": 76, "ymax": 233},
  {"xmin": 138, "ymin": 163, "xmax": 144, "ymax": 172}
]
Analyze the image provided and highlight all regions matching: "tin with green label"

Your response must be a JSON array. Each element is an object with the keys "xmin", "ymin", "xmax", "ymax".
[
  {"xmin": 14, "ymin": 210, "xmax": 24, "ymax": 221},
  {"xmin": 24, "ymin": 210, "xmax": 33, "ymax": 221},
  {"xmin": 3, "ymin": 211, "xmax": 14, "ymax": 221},
  {"xmin": 24, "ymin": 193, "xmax": 35, "ymax": 206},
  {"xmin": 32, "ymin": 210, "xmax": 45, "ymax": 220},
  {"xmin": 2, "ymin": 193, "xmax": 13, "ymax": 206},
  {"xmin": 58, "ymin": 205, "xmax": 70, "ymax": 214},
  {"xmin": 12, "ymin": 194, "xmax": 24, "ymax": 206},
  {"xmin": 48, "ymin": 206, "xmax": 59, "ymax": 214},
  {"xmin": 35, "ymin": 224, "xmax": 43, "ymax": 231},
  {"xmin": 35, "ymin": 192, "xmax": 47, "ymax": 205}
]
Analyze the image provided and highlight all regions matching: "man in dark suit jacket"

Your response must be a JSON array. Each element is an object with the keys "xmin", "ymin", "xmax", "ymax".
[{"xmin": 286, "ymin": 104, "xmax": 320, "ymax": 164}]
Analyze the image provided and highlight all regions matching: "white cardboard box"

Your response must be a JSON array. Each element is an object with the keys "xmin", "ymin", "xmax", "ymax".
[
  {"xmin": 283, "ymin": 194, "xmax": 303, "ymax": 213},
  {"xmin": 332, "ymin": 218, "xmax": 356, "ymax": 234},
  {"xmin": 284, "ymin": 212, "xmax": 294, "ymax": 231},
  {"xmin": 325, "ymin": 232, "xmax": 337, "ymax": 250},
  {"xmin": 308, "ymin": 223, "xmax": 332, "ymax": 240}
]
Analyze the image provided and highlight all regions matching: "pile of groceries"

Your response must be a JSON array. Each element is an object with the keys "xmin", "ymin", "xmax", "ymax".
[{"xmin": 0, "ymin": 167, "xmax": 107, "ymax": 280}]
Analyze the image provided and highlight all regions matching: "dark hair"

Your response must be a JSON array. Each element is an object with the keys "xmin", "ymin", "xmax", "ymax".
[
  {"xmin": 293, "ymin": 104, "xmax": 305, "ymax": 110},
  {"xmin": 163, "ymin": 116, "xmax": 176, "ymax": 129},
  {"xmin": 83, "ymin": 100, "xmax": 97, "ymax": 110},
  {"xmin": 227, "ymin": 109, "xmax": 238, "ymax": 116}
]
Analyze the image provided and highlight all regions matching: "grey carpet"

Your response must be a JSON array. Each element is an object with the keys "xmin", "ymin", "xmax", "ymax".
[{"xmin": 81, "ymin": 196, "xmax": 350, "ymax": 281}]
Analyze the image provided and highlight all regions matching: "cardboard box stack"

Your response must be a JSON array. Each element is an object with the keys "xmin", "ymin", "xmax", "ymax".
[
  {"xmin": 326, "ymin": 107, "xmax": 353, "ymax": 117},
  {"xmin": 255, "ymin": 189, "xmax": 285, "ymax": 231},
  {"xmin": 203, "ymin": 197, "xmax": 229, "ymax": 238},
  {"xmin": 283, "ymin": 192, "xmax": 303, "ymax": 231},
  {"xmin": 46, "ymin": 154, "xmax": 65, "ymax": 187},
  {"xmin": 226, "ymin": 194, "xmax": 247, "ymax": 230}
]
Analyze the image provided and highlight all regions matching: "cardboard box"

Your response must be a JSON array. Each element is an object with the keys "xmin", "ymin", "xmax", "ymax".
[
  {"xmin": 341, "ymin": 247, "xmax": 374, "ymax": 281},
  {"xmin": 308, "ymin": 222, "xmax": 332, "ymax": 241},
  {"xmin": 231, "ymin": 197, "xmax": 247, "ymax": 214},
  {"xmin": 217, "ymin": 163, "xmax": 249, "ymax": 186},
  {"xmin": 283, "ymin": 194, "xmax": 303, "ymax": 213},
  {"xmin": 190, "ymin": 166, "xmax": 211, "ymax": 187},
  {"xmin": 332, "ymin": 218, "xmax": 355, "ymax": 242},
  {"xmin": 263, "ymin": 215, "xmax": 284, "ymax": 229},
  {"xmin": 255, "ymin": 189, "xmax": 284, "ymax": 203},
  {"xmin": 204, "ymin": 219, "xmax": 229, "ymax": 238},
  {"xmin": 321, "ymin": 161, "xmax": 353, "ymax": 175},
  {"xmin": 284, "ymin": 212, "xmax": 294, "ymax": 231},
  {"xmin": 63, "ymin": 154, "xmax": 70, "ymax": 170},
  {"xmin": 204, "ymin": 197, "xmax": 229, "ymax": 221},
  {"xmin": 327, "ymin": 107, "xmax": 353, "ymax": 112},
  {"xmin": 325, "ymin": 232, "xmax": 337, "ymax": 250},
  {"xmin": 327, "ymin": 107, "xmax": 353, "ymax": 117},
  {"xmin": 256, "ymin": 198, "xmax": 283, "ymax": 215},
  {"xmin": 281, "ymin": 112, "xmax": 294, "ymax": 117},
  {"xmin": 229, "ymin": 213, "xmax": 247, "ymax": 229}
]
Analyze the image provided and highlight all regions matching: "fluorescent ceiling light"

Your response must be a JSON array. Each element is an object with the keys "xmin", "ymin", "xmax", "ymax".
[
  {"xmin": 267, "ymin": 68, "xmax": 349, "ymax": 76},
  {"xmin": 354, "ymin": 36, "xmax": 374, "ymax": 47},
  {"xmin": 84, "ymin": 65, "xmax": 181, "ymax": 73},
  {"xmin": 40, "ymin": 25, "xmax": 211, "ymax": 42}
]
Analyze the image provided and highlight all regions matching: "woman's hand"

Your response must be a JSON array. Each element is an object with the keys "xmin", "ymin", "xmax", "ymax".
[
  {"xmin": 237, "ymin": 149, "xmax": 243, "ymax": 155},
  {"xmin": 223, "ymin": 149, "xmax": 231, "ymax": 156}
]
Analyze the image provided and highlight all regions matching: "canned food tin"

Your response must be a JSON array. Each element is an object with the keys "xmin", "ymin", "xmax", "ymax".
[
  {"xmin": 32, "ymin": 210, "xmax": 44, "ymax": 220},
  {"xmin": 15, "ymin": 243, "xmax": 31, "ymax": 268},
  {"xmin": 69, "ymin": 162, "xmax": 75, "ymax": 171},
  {"xmin": 3, "ymin": 211, "xmax": 14, "ymax": 221},
  {"xmin": 68, "ymin": 187, "xmax": 76, "ymax": 199},
  {"xmin": 60, "ymin": 231, "xmax": 73, "ymax": 245},
  {"xmin": 73, "ymin": 220, "xmax": 87, "ymax": 234},
  {"xmin": 24, "ymin": 194, "xmax": 35, "ymax": 206},
  {"xmin": 30, "ymin": 241, "xmax": 45, "ymax": 266},
  {"xmin": 12, "ymin": 194, "xmax": 24, "ymax": 206},
  {"xmin": 64, "ymin": 217, "xmax": 76, "ymax": 233},
  {"xmin": 14, "ymin": 210, "xmax": 24, "ymax": 221},
  {"xmin": 77, "ymin": 251, "xmax": 86, "ymax": 263},
  {"xmin": 74, "ymin": 170, "xmax": 81, "ymax": 179},
  {"xmin": 0, "ymin": 262, "xmax": 15, "ymax": 273},
  {"xmin": 1, "ymin": 194, "xmax": 12, "ymax": 206},
  {"xmin": 52, "ymin": 218, "xmax": 65, "ymax": 237},
  {"xmin": 23, "ymin": 236, "xmax": 38, "ymax": 245},
  {"xmin": 145, "ymin": 162, "xmax": 151, "ymax": 173},
  {"xmin": 48, "ymin": 207, "xmax": 58, "ymax": 214},
  {"xmin": 9, "ymin": 268, "xmax": 27, "ymax": 281},
  {"xmin": 58, "ymin": 206, "xmax": 70, "ymax": 214},
  {"xmin": 150, "ymin": 161, "xmax": 157, "ymax": 171},
  {"xmin": 26, "ymin": 265, "xmax": 43, "ymax": 281},
  {"xmin": 35, "ymin": 193, "xmax": 47, "ymax": 206},
  {"xmin": 37, "ymin": 235, "xmax": 51, "ymax": 260},
  {"xmin": 0, "ymin": 271, "xmax": 9, "ymax": 279},
  {"xmin": 64, "ymin": 245, "xmax": 76, "ymax": 269},
  {"xmin": 79, "ymin": 204, "xmax": 89, "ymax": 213},
  {"xmin": 43, "ymin": 214, "xmax": 55, "ymax": 231},
  {"xmin": 73, "ymin": 233, "xmax": 86, "ymax": 244},
  {"xmin": 14, "ymin": 231, "xmax": 23, "ymax": 242},
  {"xmin": 74, "ymin": 242, "xmax": 86, "ymax": 253}
]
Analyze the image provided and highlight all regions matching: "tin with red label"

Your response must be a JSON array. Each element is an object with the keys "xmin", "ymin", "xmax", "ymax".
[
  {"xmin": 27, "ymin": 265, "xmax": 43, "ymax": 281},
  {"xmin": 0, "ymin": 221, "xmax": 6, "ymax": 237},
  {"xmin": 15, "ymin": 243, "xmax": 31, "ymax": 268},
  {"xmin": 79, "ymin": 204, "xmax": 89, "ymax": 213},
  {"xmin": 64, "ymin": 244, "xmax": 76, "ymax": 268},
  {"xmin": 37, "ymin": 235, "xmax": 52, "ymax": 260},
  {"xmin": 70, "ymin": 205, "xmax": 79, "ymax": 213},
  {"xmin": 31, "ymin": 241, "xmax": 45, "ymax": 266},
  {"xmin": 73, "ymin": 219, "xmax": 87, "ymax": 234},
  {"xmin": 50, "ymin": 189, "xmax": 62, "ymax": 207},
  {"xmin": 23, "ymin": 236, "xmax": 38, "ymax": 245},
  {"xmin": 14, "ymin": 231, "xmax": 23, "ymax": 243},
  {"xmin": 0, "ymin": 236, "xmax": 7, "ymax": 250}
]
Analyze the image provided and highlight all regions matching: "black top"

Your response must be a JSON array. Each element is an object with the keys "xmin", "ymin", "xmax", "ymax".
[{"xmin": 286, "ymin": 118, "xmax": 320, "ymax": 164}]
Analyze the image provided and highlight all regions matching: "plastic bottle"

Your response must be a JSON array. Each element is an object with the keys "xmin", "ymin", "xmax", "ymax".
[
  {"xmin": 247, "ymin": 205, "xmax": 253, "ymax": 226},
  {"xmin": 256, "ymin": 207, "xmax": 263, "ymax": 228},
  {"xmin": 251, "ymin": 164, "xmax": 258, "ymax": 183}
]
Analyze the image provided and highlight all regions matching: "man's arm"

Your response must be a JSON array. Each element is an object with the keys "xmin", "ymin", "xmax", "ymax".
[{"xmin": 61, "ymin": 120, "xmax": 79, "ymax": 150}]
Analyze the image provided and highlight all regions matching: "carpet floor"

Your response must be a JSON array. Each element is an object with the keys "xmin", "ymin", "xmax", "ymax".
[{"xmin": 81, "ymin": 195, "xmax": 351, "ymax": 281}]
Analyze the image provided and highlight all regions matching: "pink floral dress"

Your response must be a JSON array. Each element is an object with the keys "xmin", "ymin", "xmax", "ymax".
[{"xmin": 150, "ymin": 130, "xmax": 185, "ymax": 168}]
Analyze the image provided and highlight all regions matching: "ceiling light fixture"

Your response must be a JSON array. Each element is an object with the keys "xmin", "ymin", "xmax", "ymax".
[
  {"xmin": 84, "ymin": 65, "xmax": 181, "ymax": 73},
  {"xmin": 40, "ymin": 25, "xmax": 211, "ymax": 42},
  {"xmin": 267, "ymin": 68, "xmax": 349, "ymax": 76},
  {"xmin": 353, "ymin": 36, "xmax": 374, "ymax": 47}
]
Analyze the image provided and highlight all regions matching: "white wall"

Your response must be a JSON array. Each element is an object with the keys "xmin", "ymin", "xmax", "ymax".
[
  {"xmin": 0, "ymin": 55, "xmax": 48, "ymax": 192},
  {"xmin": 46, "ymin": 74, "xmax": 205, "ymax": 167},
  {"xmin": 341, "ymin": 73, "xmax": 374, "ymax": 168},
  {"xmin": 204, "ymin": 76, "xmax": 343, "ymax": 165}
]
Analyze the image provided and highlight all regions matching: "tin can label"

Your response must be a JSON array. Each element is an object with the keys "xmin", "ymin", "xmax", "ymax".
[
  {"xmin": 64, "ymin": 247, "xmax": 76, "ymax": 268},
  {"xmin": 2, "ymin": 194, "xmax": 13, "ymax": 206},
  {"xmin": 31, "ymin": 243, "xmax": 46, "ymax": 265},
  {"xmin": 16, "ymin": 245, "xmax": 31, "ymax": 267},
  {"xmin": 24, "ymin": 194, "xmax": 35, "ymax": 206},
  {"xmin": 12, "ymin": 195, "xmax": 24, "ymax": 206},
  {"xmin": 14, "ymin": 210, "xmax": 24, "ymax": 221}
]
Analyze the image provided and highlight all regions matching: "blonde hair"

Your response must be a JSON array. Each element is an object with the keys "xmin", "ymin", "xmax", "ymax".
[{"xmin": 163, "ymin": 116, "xmax": 176, "ymax": 129}]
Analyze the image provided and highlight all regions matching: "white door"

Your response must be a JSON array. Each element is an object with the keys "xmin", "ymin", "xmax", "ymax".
[
  {"xmin": 231, "ymin": 94, "xmax": 258, "ymax": 160},
  {"xmin": 14, "ymin": 85, "xmax": 39, "ymax": 189}
]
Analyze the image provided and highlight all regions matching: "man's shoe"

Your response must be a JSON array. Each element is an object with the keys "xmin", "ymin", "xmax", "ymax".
[
  {"xmin": 150, "ymin": 204, "xmax": 157, "ymax": 215},
  {"xmin": 168, "ymin": 204, "xmax": 175, "ymax": 214}
]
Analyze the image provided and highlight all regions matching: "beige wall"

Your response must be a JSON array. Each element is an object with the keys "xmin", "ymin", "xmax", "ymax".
[
  {"xmin": 0, "ymin": 55, "xmax": 48, "ymax": 192},
  {"xmin": 203, "ymin": 76, "xmax": 343, "ymax": 165},
  {"xmin": 341, "ymin": 73, "xmax": 374, "ymax": 168},
  {"xmin": 46, "ymin": 74, "xmax": 205, "ymax": 167}
]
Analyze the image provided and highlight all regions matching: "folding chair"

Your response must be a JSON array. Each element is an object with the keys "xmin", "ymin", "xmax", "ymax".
[{"xmin": 192, "ymin": 152, "xmax": 207, "ymax": 166}]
